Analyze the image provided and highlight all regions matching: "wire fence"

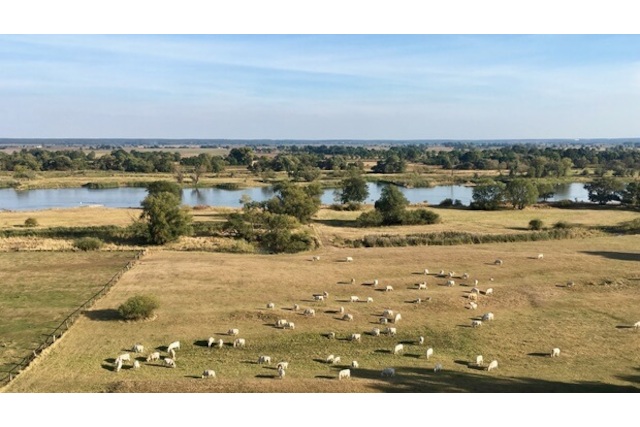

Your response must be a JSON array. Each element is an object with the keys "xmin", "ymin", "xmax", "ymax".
[{"xmin": 0, "ymin": 249, "xmax": 147, "ymax": 388}]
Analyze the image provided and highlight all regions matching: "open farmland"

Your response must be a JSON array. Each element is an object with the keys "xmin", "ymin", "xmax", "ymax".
[
  {"xmin": 0, "ymin": 251, "xmax": 138, "ymax": 380},
  {"xmin": 4, "ymin": 236, "xmax": 639, "ymax": 392}
]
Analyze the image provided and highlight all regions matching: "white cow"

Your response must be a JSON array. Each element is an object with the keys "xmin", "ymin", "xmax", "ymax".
[
  {"xmin": 115, "ymin": 353, "xmax": 131, "ymax": 364},
  {"xmin": 345, "ymin": 257, "xmax": 354, "ymax": 262},
  {"xmin": 304, "ymin": 308, "xmax": 316, "ymax": 317},
  {"xmin": 202, "ymin": 369, "xmax": 216, "ymax": 378},
  {"xmin": 312, "ymin": 256, "xmax": 320, "ymax": 261},
  {"xmin": 471, "ymin": 320, "xmax": 483, "ymax": 328},
  {"xmin": 446, "ymin": 280, "xmax": 455, "ymax": 287},
  {"xmin": 146, "ymin": 352, "xmax": 160, "ymax": 362},
  {"xmin": 426, "ymin": 348, "xmax": 434, "ymax": 359},
  {"xmin": 313, "ymin": 295, "xmax": 324, "ymax": 301},
  {"xmin": 207, "ymin": 337, "xmax": 216, "ymax": 348},
  {"xmin": 482, "ymin": 312, "xmax": 495, "ymax": 321},
  {"xmin": 233, "ymin": 338, "xmax": 246, "ymax": 348},
  {"xmin": 367, "ymin": 297, "xmax": 374, "ymax": 303},
  {"xmin": 228, "ymin": 328, "xmax": 239, "ymax": 336},
  {"xmin": 278, "ymin": 367, "xmax": 286, "ymax": 379},
  {"xmin": 163, "ymin": 358, "xmax": 176, "ymax": 368},
  {"xmin": 393, "ymin": 344, "xmax": 404, "ymax": 355},
  {"xmin": 485, "ymin": 288, "xmax": 494, "ymax": 296},
  {"xmin": 350, "ymin": 296, "xmax": 359, "ymax": 303},
  {"xmin": 258, "ymin": 355, "xmax": 271, "ymax": 364},
  {"xmin": 551, "ymin": 348, "xmax": 561, "ymax": 357},
  {"xmin": 487, "ymin": 360, "xmax": 498, "ymax": 371},
  {"xmin": 267, "ymin": 302, "xmax": 275, "ymax": 309},
  {"xmin": 133, "ymin": 343, "xmax": 144, "ymax": 353},
  {"xmin": 418, "ymin": 336, "xmax": 425, "ymax": 345},
  {"xmin": 385, "ymin": 285, "xmax": 394, "ymax": 292},
  {"xmin": 350, "ymin": 333, "xmax": 361, "ymax": 342},
  {"xmin": 476, "ymin": 355, "xmax": 484, "ymax": 366},
  {"xmin": 494, "ymin": 259, "xmax": 503, "ymax": 266},
  {"xmin": 371, "ymin": 328, "xmax": 381, "ymax": 337},
  {"xmin": 634, "ymin": 321, "xmax": 640, "ymax": 330},
  {"xmin": 351, "ymin": 361, "xmax": 359, "ymax": 369},
  {"xmin": 468, "ymin": 302, "xmax": 478, "ymax": 310},
  {"xmin": 115, "ymin": 358, "xmax": 123, "ymax": 372},
  {"xmin": 537, "ymin": 253, "xmax": 544, "ymax": 260},
  {"xmin": 381, "ymin": 368, "xmax": 395, "ymax": 377},
  {"xmin": 424, "ymin": 269, "xmax": 429, "ymax": 275},
  {"xmin": 434, "ymin": 363, "xmax": 443, "ymax": 373},
  {"xmin": 383, "ymin": 309, "xmax": 394, "ymax": 318},
  {"xmin": 394, "ymin": 313, "xmax": 402, "ymax": 323},
  {"xmin": 276, "ymin": 361, "xmax": 289, "ymax": 370},
  {"xmin": 133, "ymin": 360, "xmax": 141, "ymax": 369},
  {"xmin": 417, "ymin": 282, "xmax": 427, "ymax": 290},
  {"xmin": 386, "ymin": 327, "xmax": 397, "ymax": 336},
  {"xmin": 338, "ymin": 369, "xmax": 351, "ymax": 380},
  {"xmin": 343, "ymin": 313, "xmax": 354, "ymax": 322},
  {"xmin": 326, "ymin": 354, "xmax": 335, "ymax": 364},
  {"xmin": 167, "ymin": 341, "xmax": 180, "ymax": 352}
]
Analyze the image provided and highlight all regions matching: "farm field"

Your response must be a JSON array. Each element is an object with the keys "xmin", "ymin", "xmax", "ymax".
[
  {"xmin": 0, "ymin": 251, "xmax": 138, "ymax": 379},
  {"xmin": 4, "ymin": 236, "xmax": 639, "ymax": 392}
]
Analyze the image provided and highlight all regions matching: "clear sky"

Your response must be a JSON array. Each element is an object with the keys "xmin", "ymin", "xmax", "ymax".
[{"xmin": 0, "ymin": 34, "xmax": 638, "ymax": 139}]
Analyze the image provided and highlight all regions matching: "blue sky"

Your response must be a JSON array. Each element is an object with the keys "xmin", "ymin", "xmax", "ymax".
[{"xmin": 0, "ymin": 35, "xmax": 638, "ymax": 139}]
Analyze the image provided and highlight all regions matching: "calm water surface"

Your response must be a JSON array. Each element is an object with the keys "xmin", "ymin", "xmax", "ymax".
[{"xmin": 0, "ymin": 183, "xmax": 590, "ymax": 211}]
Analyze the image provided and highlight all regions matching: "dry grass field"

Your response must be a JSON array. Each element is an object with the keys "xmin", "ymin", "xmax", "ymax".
[
  {"xmin": 4, "ymin": 236, "xmax": 639, "ymax": 393},
  {"xmin": 0, "ymin": 252, "xmax": 137, "ymax": 377}
]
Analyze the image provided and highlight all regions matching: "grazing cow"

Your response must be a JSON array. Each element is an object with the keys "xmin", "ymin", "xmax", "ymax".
[
  {"xmin": 338, "ymin": 369, "xmax": 351, "ymax": 380},
  {"xmin": 350, "ymin": 333, "xmax": 361, "ymax": 342},
  {"xmin": 228, "ymin": 328, "xmax": 239, "ymax": 336},
  {"xmin": 146, "ymin": 352, "xmax": 160, "ymax": 362},
  {"xmin": 471, "ymin": 320, "xmax": 483, "ymax": 328},
  {"xmin": 418, "ymin": 336, "xmax": 425, "ymax": 345},
  {"xmin": 351, "ymin": 361, "xmax": 359, "ymax": 369},
  {"xmin": 350, "ymin": 296, "xmax": 359, "ymax": 303},
  {"xmin": 482, "ymin": 312, "xmax": 495, "ymax": 321},
  {"xmin": 476, "ymin": 355, "xmax": 484, "ymax": 366},
  {"xmin": 393, "ymin": 344, "xmax": 404, "ymax": 355},
  {"xmin": 163, "ymin": 358, "xmax": 176, "ymax": 368},
  {"xmin": 434, "ymin": 363, "xmax": 443, "ymax": 373},
  {"xmin": 446, "ymin": 280, "xmax": 455, "ymax": 287},
  {"xmin": 132, "ymin": 344, "xmax": 144, "ymax": 353},
  {"xmin": 258, "ymin": 355, "xmax": 271, "ymax": 364},
  {"xmin": 207, "ymin": 337, "xmax": 216, "ymax": 348},
  {"xmin": 381, "ymin": 368, "xmax": 395, "ymax": 377},
  {"xmin": 167, "ymin": 341, "xmax": 180, "ymax": 352},
  {"xmin": 494, "ymin": 259, "xmax": 503, "ymax": 266},
  {"xmin": 346, "ymin": 257, "xmax": 354, "ymax": 262},
  {"xmin": 487, "ymin": 360, "xmax": 498, "ymax": 371},
  {"xmin": 386, "ymin": 327, "xmax": 397, "ymax": 336},
  {"xmin": 233, "ymin": 338, "xmax": 246, "ymax": 348},
  {"xmin": 385, "ymin": 285, "xmax": 394, "ymax": 292},
  {"xmin": 202, "ymin": 369, "xmax": 216, "ymax": 378},
  {"xmin": 537, "ymin": 253, "xmax": 544, "ymax": 260},
  {"xmin": 484, "ymin": 288, "xmax": 494, "ymax": 296},
  {"xmin": 277, "ymin": 362, "xmax": 289, "ymax": 370},
  {"xmin": 551, "ymin": 348, "xmax": 561, "ymax": 358},
  {"xmin": 267, "ymin": 302, "xmax": 275, "ymax": 309},
  {"xmin": 426, "ymin": 348, "xmax": 434, "ymax": 359},
  {"xmin": 343, "ymin": 313, "xmax": 354, "ymax": 322},
  {"xmin": 312, "ymin": 256, "xmax": 320, "ymax": 261}
]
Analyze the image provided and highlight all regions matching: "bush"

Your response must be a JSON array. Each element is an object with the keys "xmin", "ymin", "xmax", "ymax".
[
  {"xmin": 117, "ymin": 295, "xmax": 159, "ymax": 320},
  {"xmin": 356, "ymin": 210, "xmax": 384, "ymax": 227},
  {"xmin": 528, "ymin": 218, "xmax": 544, "ymax": 230},
  {"xmin": 439, "ymin": 198, "xmax": 454, "ymax": 207},
  {"xmin": 24, "ymin": 217, "xmax": 38, "ymax": 227},
  {"xmin": 400, "ymin": 209, "xmax": 441, "ymax": 225},
  {"xmin": 74, "ymin": 237, "xmax": 104, "ymax": 251}
]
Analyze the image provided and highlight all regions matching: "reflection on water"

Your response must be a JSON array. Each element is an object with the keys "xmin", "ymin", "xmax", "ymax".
[{"xmin": 0, "ymin": 182, "xmax": 590, "ymax": 211}]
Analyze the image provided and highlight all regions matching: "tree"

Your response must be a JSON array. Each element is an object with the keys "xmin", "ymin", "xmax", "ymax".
[
  {"xmin": 505, "ymin": 178, "xmax": 539, "ymax": 209},
  {"xmin": 265, "ymin": 181, "xmax": 322, "ymax": 223},
  {"xmin": 374, "ymin": 185, "xmax": 409, "ymax": 224},
  {"xmin": 227, "ymin": 147, "xmax": 254, "ymax": 166},
  {"xmin": 147, "ymin": 180, "xmax": 182, "ymax": 198},
  {"xmin": 536, "ymin": 182, "xmax": 556, "ymax": 202},
  {"xmin": 471, "ymin": 181, "xmax": 506, "ymax": 210},
  {"xmin": 336, "ymin": 172, "xmax": 369, "ymax": 205},
  {"xmin": 584, "ymin": 177, "xmax": 624, "ymax": 205},
  {"xmin": 140, "ymin": 192, "xmax": 192, "ymax": 245},
  {"xmin": 372, "ymin": 154, "xmax": 406, "ymax": 174},
  {"xmin": 620, "ymin": 181, "xmax": 640, "ymax": 207}
]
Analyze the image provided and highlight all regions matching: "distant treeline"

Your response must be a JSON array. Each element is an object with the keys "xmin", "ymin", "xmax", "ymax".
[{"xmin": 1, "ymin": 144, "xmax": 639, "ymax": 178}]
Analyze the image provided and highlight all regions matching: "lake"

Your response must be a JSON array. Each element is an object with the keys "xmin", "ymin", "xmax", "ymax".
[{"xmin": 0, "ymin": 183, "xmax": 590, "ymax": 211}]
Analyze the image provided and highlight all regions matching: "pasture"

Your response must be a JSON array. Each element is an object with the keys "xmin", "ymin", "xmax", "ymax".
[
  {"xmin": 4, "ymin": 235, "xmax": 639, "ymax": 392},
  {"xmin": 0, "ymin": 251, "xmax": 138, "ymax": 379}
]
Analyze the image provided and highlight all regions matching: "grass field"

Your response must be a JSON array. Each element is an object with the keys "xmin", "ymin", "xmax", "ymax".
[
  {"xmin": 0, "ymin": 252, "xmax": 138, "ymax": 379},
  {"xmin": 4, "ymin": 236, "xmax": 639, "ymax": 392}
]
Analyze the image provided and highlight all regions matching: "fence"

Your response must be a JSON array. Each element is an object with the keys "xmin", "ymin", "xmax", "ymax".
[{"xmin": 0, "ymin": 249, "xmax": 147, "ymax": 388}]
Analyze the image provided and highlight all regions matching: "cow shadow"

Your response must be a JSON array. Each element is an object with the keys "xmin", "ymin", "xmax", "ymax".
[
  {"xmin": 527, "ymin": 352, "xmax": 551, "ymax": 357},
  {"xmin": 193, "ymin": 340, "xmax": 209, "ymax": 348},
  {"xmin": 616, "ymin": 325, "xmax": 634, "ymax": 329},
  {"xmin": 255, "ymin": 374, "xmax": 277, "ymax": 379},
  {"xmin": 315, "ymin": 375, "xmax": 335, "ymax": 379}
]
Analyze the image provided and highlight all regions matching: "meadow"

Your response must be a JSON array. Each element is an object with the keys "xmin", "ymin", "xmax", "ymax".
[
  {"xmin": 0, "ymin": 251, "xmax": 138, "ymax": 380},
  {"xmin": 4, "ymin": 235, "xmax": 638, "ymax": 392}
]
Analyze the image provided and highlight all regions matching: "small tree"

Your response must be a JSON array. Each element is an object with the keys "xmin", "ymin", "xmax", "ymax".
[
  {"xmin": 505, "ymin": 178, "xmax": 539, "ymax": 210},
  {"xmin": 471, "ymin": 181, "xmax": 506, "ymax": 210},
  {"xmin": 620, "ymin": 182, "xmax": 640, "ymax": 207},
  {"xmin": 140, "ymin": 192, "xmax": 192, "ymax": 245},
  {"xmin": 336, "ymin": 172, "xmax": 369, "ymax": 206},
  {"xmin": 374, "ymin": 185, "xmax": 409, "ymax": 225},
  {"xmin": 24, "ymin": 217, "xmax": 38, "ymax": 227},
  {"xmin": 118, "ymin": 295, "xmax": 159, "ymax": 320},
  {"xmin": 266, "ymin": 181, "xmax": 322, "ymax": 223},
  {"xmin": 146, "ymin": 180, "xmax": 182, "ymax": 198}
]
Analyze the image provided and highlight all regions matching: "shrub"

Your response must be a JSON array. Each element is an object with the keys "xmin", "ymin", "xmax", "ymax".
[
  {"xmin": 356, "ymin": 210, "xmax": 384, "ymax": 227},
  {"xmin": 117, "ymin": 295, "xmax": 159, "ymax": 320},
  {"xmin": 24, "ymin": 217, "xmax": 38, "ymax": 227},
  {"xmin": 439, "ymin": 198, "xmax": 454, "ymax": 207},
  {"xmin": 74, "ymin": 237, "xmax": 104, "ymax": 251},
  {"xmin": 528, "ymin": 218, "xmax": 544, "ymax": 230},
  {"xmin": 400, "ymin": 209, "xmax": 441, "ymax": 225}
]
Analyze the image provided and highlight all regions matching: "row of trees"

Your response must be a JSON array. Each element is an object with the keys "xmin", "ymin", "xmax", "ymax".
[{"xmin": 471, "ymin": 177, "xmax": 640, "ymax": 209}]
